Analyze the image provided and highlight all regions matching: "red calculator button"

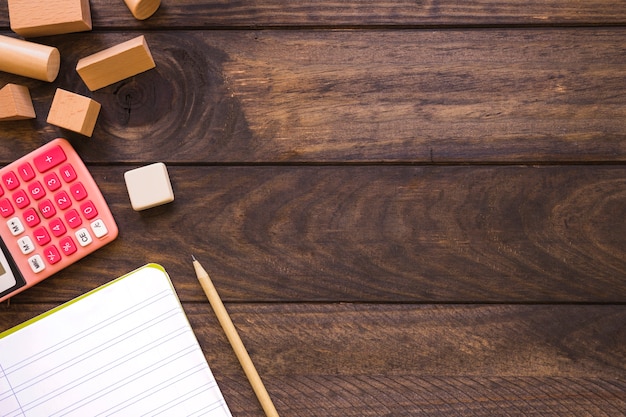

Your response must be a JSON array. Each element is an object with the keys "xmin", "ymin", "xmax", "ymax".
[
  {"xmin": 65, "ymin": 209, "xmax": 82, "ymax": 228},
  {"xmin": 33, "ymin": 226, "xmax": 51, "ymax": 246},
  {"xmin": 49, "ymin": 218, "xmax": 66, "ymax": 237},
  {"xmin": 59, "ymin": 163, "xmax": 77, "ymax": 183},
  {"xmin": 34, "ymin": 144, "xmax": 67, "ymax": 173},
  {"xmin": 80, "ymin": 201, "xmax": 98, "ymax": 220},
  {"xmin": 0, "ymin": 198, "xmax": 15, "ymax": 217},
  {"xmin": 0, "ymin": 199, "xmax": 15, "ymax": 218},
  {"xmin": 18, "ymin": 162, "xmax": 36, "ymax": 181},
  {"xmin": 28, "ymin": 181, "xmax": 47, "ymax": 200},
  {"xmin": 38, "ymin": 199, "xmax": 57, "ymax": 219},
  {"xmin": 23, "ymin": 208, "xmax": 40, "ymax": 227},
  {"xmin": 43, "ymin": 245, "xmax": 61, "ymax": 265},
  {"xmin": 12, "ymin": 190, "xmax": 30, "ymax": 209},
  {"xmin": 0, "ymin": 184, "xmax": 4, "ymax": 197},
  {"xmin": 59, "ymin": 236, "xmax": 77, "ymax": 255},
  {"xmin": 2, "ymin": 172, "xmax": 20, "ymax": 190},
  {"xmin": 70, "ymin": 182, "xmax": 87, "ymax": 201},
  {"xmin": 54, "ymin": 191, "xmax": 72, "ymax": 210},
  {"xmin": 44, "ymin": 172, "xmax": 62, "ymax": 191}
]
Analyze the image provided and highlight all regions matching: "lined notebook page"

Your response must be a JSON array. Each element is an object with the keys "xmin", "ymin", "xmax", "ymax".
[{"xmin": 0, "ymin": 264, "xmax": 232, "ymax": 417}]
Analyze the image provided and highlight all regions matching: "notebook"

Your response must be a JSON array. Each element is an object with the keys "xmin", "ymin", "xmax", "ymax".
[{"xmin": 0, "ymin": 263, "xmax": 233, "ymax": 417}]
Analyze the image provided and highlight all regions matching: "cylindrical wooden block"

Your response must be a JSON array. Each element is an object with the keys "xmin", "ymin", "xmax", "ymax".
[
  {"xmin": 0, "ymin": 35, "xmax": 60, "ymax": 82},
  {"xmin": 123, "ymin": 0, "xmax": 160, "ymax": 20}
]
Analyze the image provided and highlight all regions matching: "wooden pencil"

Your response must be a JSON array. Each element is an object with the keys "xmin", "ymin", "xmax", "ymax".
[{"xmin": 192, "ymin": 256, "xmax": 279, "ymax": 417}]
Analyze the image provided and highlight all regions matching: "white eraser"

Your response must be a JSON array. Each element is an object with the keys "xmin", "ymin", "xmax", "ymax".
[{"xmin": 124, "ymin": 162, "xmax": 174, "ymax": 211}]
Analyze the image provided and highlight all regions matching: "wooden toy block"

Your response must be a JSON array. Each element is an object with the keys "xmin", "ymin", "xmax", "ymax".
[
  {"xmin": 0, "ymin": 84, "xmax": 36, "ymax": 121},
  {"xmin": 0, "ymin": 35, "xmax": 60, "ymax": 82},
  {"xmin": 124, "ymin": 163, "xmax": 174, "ymax": 211},
  {"xmin": 124, "ymin": 0, "xmax": 161, "ymax": 20},
  {"xmin": 8, "ymin": 0, "xmax": 92, "ymax": 37},
  {"xmin": 76, "ymin": 35, "xmax": 156, "ymax": 91},
  {"xmin": 46, "ymin": 89, "xmax": 101, "ymax": 137}
]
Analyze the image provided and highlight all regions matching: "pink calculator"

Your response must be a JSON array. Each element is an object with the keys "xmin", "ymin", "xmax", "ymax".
[{"xmin": 0, "ymin": 138, "xmax": 118, "ymax": 302}]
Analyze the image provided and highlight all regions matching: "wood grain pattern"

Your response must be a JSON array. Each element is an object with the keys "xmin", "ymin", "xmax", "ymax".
[
  {"xmin": 1, "ymin": 303, "xmax": 624, "ymax": 416},
  {"xmin": 3, "ymin": 302, "xmax": 624, "ymax": 377},
  {"xmin": 4, "ymin": 165, "xmax": 624, "ymax": 304},
  {"xmin": 1, "ymin": 1, "xmax": 624, "ymax": 415},
  {"xmin": 2, "ymin": 1, "xmax": 626, "ymax": 28},
  {"xmin": 1, "ymin": 29, "xmax": 625, "ymax": 163},
  {"xmin": 257, "ymin": 376, "xmax": 626, "ymax": 417}
]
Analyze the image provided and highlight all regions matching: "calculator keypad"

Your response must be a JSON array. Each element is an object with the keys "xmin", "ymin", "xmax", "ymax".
[
  {"xmin": 0, "ymin": 139, "xmax": 118, "ymax": 301},
  {"xmin": 2, "ymin": 161, "xmax": 99, "ymax": 270}
]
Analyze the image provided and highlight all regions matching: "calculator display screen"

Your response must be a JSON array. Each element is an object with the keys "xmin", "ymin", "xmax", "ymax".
[{"xmin": 0, "ymin": 239, "xmax": 24, "ymax": 298}]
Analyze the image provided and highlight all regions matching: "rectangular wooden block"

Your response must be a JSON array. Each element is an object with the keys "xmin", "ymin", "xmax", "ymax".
[
  {"xmin": 76, "ymin": 35, "xmax": 156, "ymax": 91},
  {"xmin": 8, "ymin": 0, "xmax": 92, "ymax": 37},
  {"xmin": 46, "ymin": 89, "xmax": 101, "ymax": 137},
  {"xmin": 0, "ymin": 83, "xmax": 36, "ymax": 121}
]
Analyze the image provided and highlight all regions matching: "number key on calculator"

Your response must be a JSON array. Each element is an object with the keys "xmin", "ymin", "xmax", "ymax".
[{"xmin": 0, "ymin": 138, "xmax": 118, "ymax": 302}]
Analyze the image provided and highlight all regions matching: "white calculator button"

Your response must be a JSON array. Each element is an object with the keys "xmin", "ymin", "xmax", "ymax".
[
  {"xmin": 17, "ymin": 236, "xmax": 35, "ymax": 255},
  {"xmin": 90, "ymin": 219, "xmax": 108, "ymax": 238},
  {"xmin": 75, "ymin": 228, "xmax": 93, "ymax": 247},
  {"xmin": 28, "ymin": 254, "xmax": 45, "ymax": 273},
  {"xmin": 7, "ymin": 217, "xmax": 25, "ymax": 236}
]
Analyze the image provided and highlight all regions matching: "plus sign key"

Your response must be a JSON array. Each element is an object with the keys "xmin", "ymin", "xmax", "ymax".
[{"xmin": 33, "ymin": 144, "xmax": 67, "ymax": 173}]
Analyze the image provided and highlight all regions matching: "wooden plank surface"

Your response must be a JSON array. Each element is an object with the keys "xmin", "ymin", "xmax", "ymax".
[
  {"xmin": 1, "ymin": 1, "xmax": 624, "ymax": 416},
  {"xmin": 2, "ymin": 303, "xmax": 624, "ymax": 377},
  {"xmin": 0, "ymin": 165, "xmax": 622, "ymax": 304},
  {"xmin": 1, "ymin": 303, "xmax": 624, "ymax": 416},
  {"xmin": 1, "ymin": 29, "xmax": 626, "ymax": 163},
  {"xmin": 2, "ymin": 1, "xmax": 626, "ymax": 28}
]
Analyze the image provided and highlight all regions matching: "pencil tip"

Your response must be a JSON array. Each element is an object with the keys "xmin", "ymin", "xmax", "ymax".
[{"xmin": 191, "ymin": 254, "xmax": 197, "ymax": 262}]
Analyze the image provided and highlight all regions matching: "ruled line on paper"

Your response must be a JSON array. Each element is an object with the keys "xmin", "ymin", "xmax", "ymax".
[
  {"xmin": 145, "ymin": 383, "xmax": 228, "ymax": 417},
  {"xmin": 0, "ymin": 265, "xmax": 233, "ymax": 417},
  {"xmin": 47, "ymin": 347, "xmax": 203, "ymax": 417},
  {"xmin": 3, "ymin": 288, "xmax": 171, "ymax": 376},
  {"xmin": 186, "ymin": 400, "xmax": 233, "ymax": 417},
  {"xmin": 1, "ymin": 363, "xmax": 24, "ymax": 416},
  {"xmin": 11, "ymin": 304, "xmax": 182, "ymax": 395},
  {"xmin": 106, "ymin": 366, "xmax": 221, "ymax": 417},
  {"xmin": 19, "ymin": 325, "xmax": 192, "ymax": 412}
]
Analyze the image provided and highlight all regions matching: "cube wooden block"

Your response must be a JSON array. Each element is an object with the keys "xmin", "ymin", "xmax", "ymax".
[
  {"xmin": 47, "ymin": 89, "xmax": 101, "ymax": 137},
  {"xmin": 124, "ymin": 163, "xmax": 174, "ymax": 211},
  {"xmin": 76, "ymin": 35, "xmax": 156, "ymax": 91},
  {"xmin": 0, "ymin": 84, "xmax": 36, "ymax": 121},
  {"xmin": 8, "ymin": 0, "xmax": 92, "ymax": 37}
]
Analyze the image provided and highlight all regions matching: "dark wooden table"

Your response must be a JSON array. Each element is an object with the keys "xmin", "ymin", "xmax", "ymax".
[{"xmin": 1, "ymin": 1, "xmax": 625, "ymax": 415}]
